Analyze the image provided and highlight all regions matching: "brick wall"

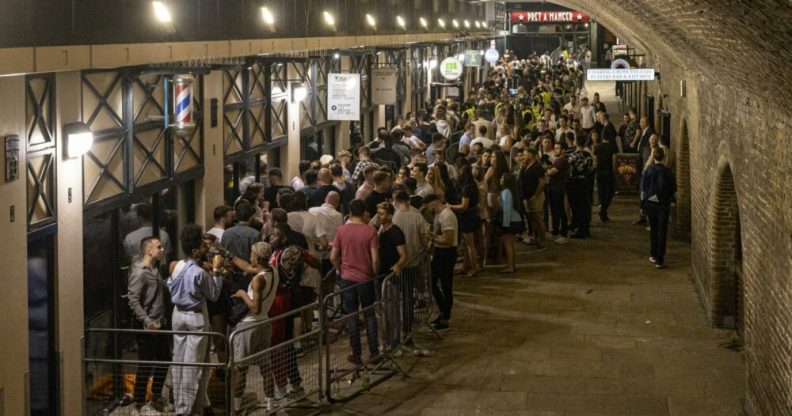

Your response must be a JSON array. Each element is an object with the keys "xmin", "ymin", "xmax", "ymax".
[{"xmin": 546, "ymin": 0, "xmax": 792, "ymax": 413}]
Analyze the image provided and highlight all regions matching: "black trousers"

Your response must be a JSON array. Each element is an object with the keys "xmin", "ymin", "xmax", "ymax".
[
  {"xmin": 134, "ymin": 331, "xmax": 171, "ymax": 403},
  {"xmin": 646, "ymin": 203, "xmax": 671, "ymax": 265},
  {"xmin": 569, "ymin": 178, "xmax": 592, "ymax": 236},
  {"xmin": 431, "ymin": 247, "xmax": 458, "ymax": 321},
  {"xmin": 596, "ymin": 171, "xmax": 615, "ymax": 217},
  {"xmin": 548, "ymin": 188, "xmax": 568, "ymax": 237}
]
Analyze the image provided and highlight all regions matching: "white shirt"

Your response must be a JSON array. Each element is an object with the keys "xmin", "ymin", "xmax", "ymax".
[
  {"xmin": 291, "ymin": 176, "xmax": 305, "ymax": 191},
  {"xmin": 402, "ymin": 134, "xmax": 424, "ymax": 149},
  {"xmin": 308, "ymin": 203, "xmax": 344, "ymax": 248},
  {"xmin": 207, "ymin": 227, "xmax": 224, "ymax": 242},
  {"xmin": 470, "ymin": 136, "xmax": 494, "ymax": 149},
  {"xmin": 430, "ymin": 162, "xmax": 457, "ymax": 180},
  {"xmin": 579, "ymin": 105, "xmax": 596, "ymax": 129}
]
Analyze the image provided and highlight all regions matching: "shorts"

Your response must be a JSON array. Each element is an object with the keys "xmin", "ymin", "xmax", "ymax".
[
  {"xmin": 292, "ymin": 285, "xmax": 317, "ymax": 308},
  {"xmin": 499, "ymin": 221, "xmax": 526, "ymax": 235},
  {"xmin": 233, "ymin": 320, "xmax": 272, "ymax": 361}
]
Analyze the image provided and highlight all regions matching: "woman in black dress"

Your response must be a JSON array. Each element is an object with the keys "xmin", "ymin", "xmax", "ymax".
[{"xmin": 449, "ymin": 162, "xmax": 481, "ymax": 278}]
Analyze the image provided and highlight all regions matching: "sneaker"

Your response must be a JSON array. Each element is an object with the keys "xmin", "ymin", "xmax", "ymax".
[
  {"xmin": 522, "ymin": 236, "xmax": 534, "ymax": 245},
  {"xmin": 119, "ymin": 395, "xmax": 136, "ymax": 407},
  {"xmin": 288, "ymin": 384, "xmax": 305, "ymax": 397},
  {"xmin": 264, "ymin": 397, "xmax": 287, "ymax": 411},
  {"xmin": 645, "ymin": 226, "xmax": 651, "ymax": 231},
  {"xmin": 655, "ymin": 263, "xmax": 665, "ymax": 269},
  {"xmin": 554, "ymin": 236, "xmax": 569, "ymax": 245},
  {"xmin": 431, "ymin": 322, "xmax": 450, "ymax": 332},
  {"xmin": 149, "ymin": 397, "xmax": 174, "ymax": 412},
  {"xmin": 347, "ymin": 355, "xmax": 363, "ymax": 366},
  {"xmin": 649, "ymin": 257, "xmax": 657, "ymax": 263}
]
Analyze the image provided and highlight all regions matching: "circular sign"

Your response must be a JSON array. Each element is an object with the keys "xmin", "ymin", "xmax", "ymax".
[
  {"xmin": 485, "ymin": 48, "xmax": 500, "ymax": 64},
  {"xmin": 611, "ymin": 58, "xmax": 631, "ymax": 69},
  {"xmin": 439, "ymin": 57, "xmax": 464, "ymax": 81}
]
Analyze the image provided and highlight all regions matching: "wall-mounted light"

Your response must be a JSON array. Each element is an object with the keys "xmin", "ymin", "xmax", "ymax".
[
  {"xmin": 152, "ymin": 1, "xmax": 172, "ymax": 23},
  {"xmin": 464, "ymin": 20, "xmax": 470, "ymax": 29},
  {"xmin": 396, "ymin": 16, "xmax": 406, "ymax": 30},
  {"xmin": 419, "ymin": 17, "xmax": 428, "ymax": 29},
  {"xmin": 63, "ymin": 122, "xmax": 93, "ymax": 159},
  {"xmin": 291, "ymin": 83, "xmax": 307, "ymax": 103},
  {"xmin": 474, "ymin": 21, "xmax": 480, "ymax": 29},
  {"xmin": 437, "ymin": 18, "xmax": 446, "ymax": 29},
  {"xmin": 323, "ymin": 11, "xmax": 335, "ymax": 27},
  {"xmin": 333, "ymin": 52, "xmax": 340, "ymax": 60},
  {"xmin": 366, "ymin": 13, "xmax": 376, "ymax": 28},
  {"xmin": 452, "ymin": 19, "xmax": 459, "ymax": 28},
  {"xmin": 261, "ymin": 7, "xmax": 275, "ymax": 25}
]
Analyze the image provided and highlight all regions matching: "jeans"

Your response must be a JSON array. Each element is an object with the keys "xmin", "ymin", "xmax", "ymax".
[
  {"xmin": 431, "ymin": 247, "xmax": 458, "ymax": 321},
  {"xmin": 646, "ymin": 203, "xmax": 671, "ymax": 265},
  {"xmin": 596, "ymin": 171, "xmax": 615, "ymax": 218},
  {"xmin": 340, "ymin": 279, "xmax": 379, "ymax": 359},
  {"xmin": 134, "ymin": 331, "xmax": 171, "ymax": 404},
  {"xmin": 548, "ymin": 188, "xmax": 568, "ymax": 237},
  {"xmin": 569, "ymin": 178, "xmax": 592, "ymax": 236}
]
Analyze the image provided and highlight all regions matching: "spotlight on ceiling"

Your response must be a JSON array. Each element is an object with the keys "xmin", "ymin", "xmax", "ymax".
[
  {"xmin": 452, "ymin": 19, "xmax": 459, "ymax": 28},
  {"xmin": 464, "ymin": 20, "xmax": 470, "ymax": 28},
  {"xmin": 437, "ymin": 18, "xmax": 446, "ymax": 29},
  {"xmin": 366, "ymin": 13, "xmax": 376, "ymax": 28},
  {"xmin": 261, "ymin": 7, "xmax": 275, "ymax": 25},
  {"xmin": 420, "ymin": 17, "xmax": 428, "ymax": 29},
  {"xmin": 323, "ymin": 11, "xmax": 335, "ymax": 27},
  {"xmin": 396, "ymin": 16, "xmax": 406, "ymax": 29},
  {"xmin": 152, "ymin": 1, "xmax": 172, "ymax": 23},
  {"xmin": 475, "ymin": 21, "xmax": 480, "ymax": 28}
]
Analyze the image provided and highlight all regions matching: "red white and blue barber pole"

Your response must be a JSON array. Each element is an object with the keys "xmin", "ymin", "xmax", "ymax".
[{"xmin": 171, "ymin": 74, "xmax": 196, "ymax": 137}]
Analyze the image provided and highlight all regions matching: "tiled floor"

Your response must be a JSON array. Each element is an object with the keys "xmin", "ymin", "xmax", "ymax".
[{"xmin": 322, "ymin": 197, "xmax": 746, "ymax": 416}]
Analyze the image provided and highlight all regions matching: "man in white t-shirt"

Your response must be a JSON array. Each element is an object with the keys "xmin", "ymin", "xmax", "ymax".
[
  {"xmin": 206, "ymin": 205, "xmax": 234, "ymax": 242},
  {"xmin": 426, "ymin": 194, "xmax": 458, "ymax": 332},
  {"xmin": 401, "ymin": 124, "xmax": 425, "ymax": 150},
  {"xmin": 578, "ymin": 97, "xmax": 596, "ymax": 132},
  {"xmin": 470, "ymin": 125, "xmax": 494, "ymax": 149}
]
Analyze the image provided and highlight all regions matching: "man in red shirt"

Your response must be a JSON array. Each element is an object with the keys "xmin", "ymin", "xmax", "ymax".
[{"xmin": 330, "ymin": 199, "xmax": 381, "ymax": 365}]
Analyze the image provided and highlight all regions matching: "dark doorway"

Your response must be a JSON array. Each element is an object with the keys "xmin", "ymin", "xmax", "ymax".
[{"xmin": 27, "ymin": 227, "xmax": 58, "ymax": 416}]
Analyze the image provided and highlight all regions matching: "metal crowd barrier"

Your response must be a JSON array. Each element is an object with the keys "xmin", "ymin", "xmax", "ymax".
[
  {"xmin": 83, "ymin": 328, "xmax": 230, "ymax": 416},
  {"xmin": 84, "ymin": 252, "xmax": 439, "ymax": 414}
]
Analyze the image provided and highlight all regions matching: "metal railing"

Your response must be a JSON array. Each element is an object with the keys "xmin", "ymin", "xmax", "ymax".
[{"xmin": 84, "ymin": 252, "xmax": 438, "ymax": 415}]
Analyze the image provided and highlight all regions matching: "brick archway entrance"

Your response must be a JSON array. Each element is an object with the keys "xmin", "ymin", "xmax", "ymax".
[{"xmin": 708, "ymin": 164, "xmax": 744, "ymax": 338}]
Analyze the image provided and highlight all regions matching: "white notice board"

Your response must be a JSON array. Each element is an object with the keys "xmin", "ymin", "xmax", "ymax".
[
  {"xmin": 587, "ymin": 68, "xmax": 655, "ymax": 81},
  {"xmin": 328, "ymin": 73, "xmax": 361, "ymax": 120},
  {"xmin": 372, "ymin": 68, "xmax": 398, "ymax": 105}
]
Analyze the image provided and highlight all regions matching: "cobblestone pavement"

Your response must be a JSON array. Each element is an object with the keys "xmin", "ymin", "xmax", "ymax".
[{"xmin": 318, "ymin": 198, "xmax": 746, "ymax": 416}]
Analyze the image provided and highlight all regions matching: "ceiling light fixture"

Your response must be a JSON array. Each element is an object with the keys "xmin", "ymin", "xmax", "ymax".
[
  {"xmin": 420, "ymin": 17, "xmax": 428, "ymax": 28},
  {"xmin": 437, "ymin": 18, "xmax": 446, "ymax": 29},
  {"xmin": 261, "ymin": 7, "xmax": 275, "ymax": 25},
  {"xmin": 464, "ymin": 20, "xmax": 470, "ymax": 28},
  {"xmin": 396, "ymin": 16, "xmax": 406, "ymax": 29},
  {"xmin": 452, "ymin": 19, "xmax": 459, "ymax": 28},
  {"xmin": 152, "ymin": 1, "xmax": 172, "ymax": 23},
  {"xmin": 323, "ymin": 11, "xmax": 335, "ymax": 27},
  {"xmin": 366, "ymin": 13, "xmax": 376, "ymax": 28}
]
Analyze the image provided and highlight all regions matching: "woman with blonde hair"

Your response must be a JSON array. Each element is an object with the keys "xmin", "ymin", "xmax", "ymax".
[{"xmin": 426, "ymin": 165, "xmax": 446, "ymax": 202}]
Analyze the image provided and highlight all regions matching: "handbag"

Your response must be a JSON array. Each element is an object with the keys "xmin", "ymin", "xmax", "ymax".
[{"xmin": 228, "ymin": 274, "xmax": 251, "ymax": 327}]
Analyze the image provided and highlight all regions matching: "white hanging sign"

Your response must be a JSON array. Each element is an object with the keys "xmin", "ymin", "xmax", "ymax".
[
  {"xmin": 439, "ymin": 57, "xmax": 464, "ymax": 81},
  {"xmin": 587, "ymin": 68, "xmax": 655, "ymax": 81},
  {"xmin": 485, "ymin": 48, "xmax": 500, "ymax": 64},
  {"xmin": 328, "ymin": 73, "xmax": 360, "ymax": 120},
  {"xmin": 372, "ymin": 68, "xmax": 398, "ymax": 105}
]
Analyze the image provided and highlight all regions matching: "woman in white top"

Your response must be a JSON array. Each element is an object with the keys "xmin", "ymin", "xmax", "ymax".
[{"xmin": 231, "ymin": 242, "xmax": 279, "ymax": 411}]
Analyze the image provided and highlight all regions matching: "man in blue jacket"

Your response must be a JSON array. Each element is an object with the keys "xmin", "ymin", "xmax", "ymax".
[{"xmin": 640, "ymin": 148, "xmax": 676, "ymax": 269}]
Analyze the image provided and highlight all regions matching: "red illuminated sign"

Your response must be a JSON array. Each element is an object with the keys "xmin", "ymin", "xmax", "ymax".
[{"xmin": 510, "ymin": 11, "xmax": 590, "ymax": 24}]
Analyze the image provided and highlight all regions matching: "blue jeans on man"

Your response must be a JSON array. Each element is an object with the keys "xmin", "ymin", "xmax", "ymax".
[{"xmin": 340, "ymin": 279, "xmax": 379, "ymax": 361}]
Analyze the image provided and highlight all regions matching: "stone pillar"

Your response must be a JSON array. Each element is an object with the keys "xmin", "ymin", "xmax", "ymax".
[{"xmin": 198, "ymin": 70, "xmax": 225, "ymax": 227}]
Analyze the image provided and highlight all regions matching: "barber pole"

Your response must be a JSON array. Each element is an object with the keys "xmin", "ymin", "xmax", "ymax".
[{"xmin": 171, "ymin": 74, "xmax": 196, "ymax": 137}]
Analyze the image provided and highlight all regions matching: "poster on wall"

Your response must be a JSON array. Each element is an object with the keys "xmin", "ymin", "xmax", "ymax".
[
  {"xmin": 463, "ymin": 50, "xmax": 482, "ymax": 67},
  {"xmin": 328, "ymin": 73, "xmax": 360, "ymax": 121},
  {"xmin": 439, "ymin": 57, "xmax": 464, "ymax": 81},
  {"xmin": 614, "ymin": 153, "xmax": 642, "ymax": 193},
  {"xmin": 372, "ymin": 67, "xmax": 397, "ymax": 105}
]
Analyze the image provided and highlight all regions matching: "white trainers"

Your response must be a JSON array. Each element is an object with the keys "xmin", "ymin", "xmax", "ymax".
[
  {"xmin": 137, "ymin": 404, "xmax": 159, "ymax": 416},
  {"xmin": 554, "ymin": 236, "xmax": 569, "ymax": 245},
  {"xmin": 649, "ymin": 257, "xmax": 657, "ymax": 263},
  {"xmin": 522, "ymin": 236, "xmax": 534, "ymax": 245}
]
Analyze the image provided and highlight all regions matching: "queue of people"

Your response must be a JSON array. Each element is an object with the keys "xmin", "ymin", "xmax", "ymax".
[{"xmin": 122, "ymin": 48, "xmax": 676, "ymax": 415}]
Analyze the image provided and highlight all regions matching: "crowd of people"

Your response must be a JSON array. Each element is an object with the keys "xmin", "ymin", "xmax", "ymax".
[{"xmin": 122, "ymin": 47, "xmax": 676, "ymax": 415}]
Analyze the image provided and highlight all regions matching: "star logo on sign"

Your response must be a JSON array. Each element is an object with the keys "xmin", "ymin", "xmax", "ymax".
[
  {"xmin": 577, "ymin": 13, "xmax": 583, "ymax": 20},
  {"xmin": 518, "ymin": 14, "xmax": 524, "ymax": 20}
]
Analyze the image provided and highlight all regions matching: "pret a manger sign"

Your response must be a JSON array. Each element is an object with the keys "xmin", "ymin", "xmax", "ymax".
[{"xmin": 510, "ymin": 11, "xmax": 590, "ymax": 24}]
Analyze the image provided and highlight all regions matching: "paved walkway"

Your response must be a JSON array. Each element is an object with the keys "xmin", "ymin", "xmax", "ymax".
[{"xmin": 323, "ymin": 198, "xmax": 745, "ymax": 416}]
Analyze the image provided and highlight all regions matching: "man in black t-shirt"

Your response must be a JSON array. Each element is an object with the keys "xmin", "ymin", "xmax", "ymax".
[
  {"xmin": 262, "ymin": 168, "xmax": 285, "ymax": 210},
  {"xmin": 376, "ymin": 202, "xmax": 407, "ymax": 275},
  {"xmin": 594, "ymin": 129, "xmax": 616, "ymax": 223},
  {"xmin": 365, "ymin": 171, "xmax": 391, "ymax": 221}
]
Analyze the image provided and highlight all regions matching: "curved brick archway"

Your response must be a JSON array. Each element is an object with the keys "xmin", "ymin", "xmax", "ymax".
[
  {"xmin": 674, "ymin": 119, "xmax": 691, "ymax": 238},
  {"xmin": 707, "ymin": 162, "xmax": 743, "ymax": 332}
]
